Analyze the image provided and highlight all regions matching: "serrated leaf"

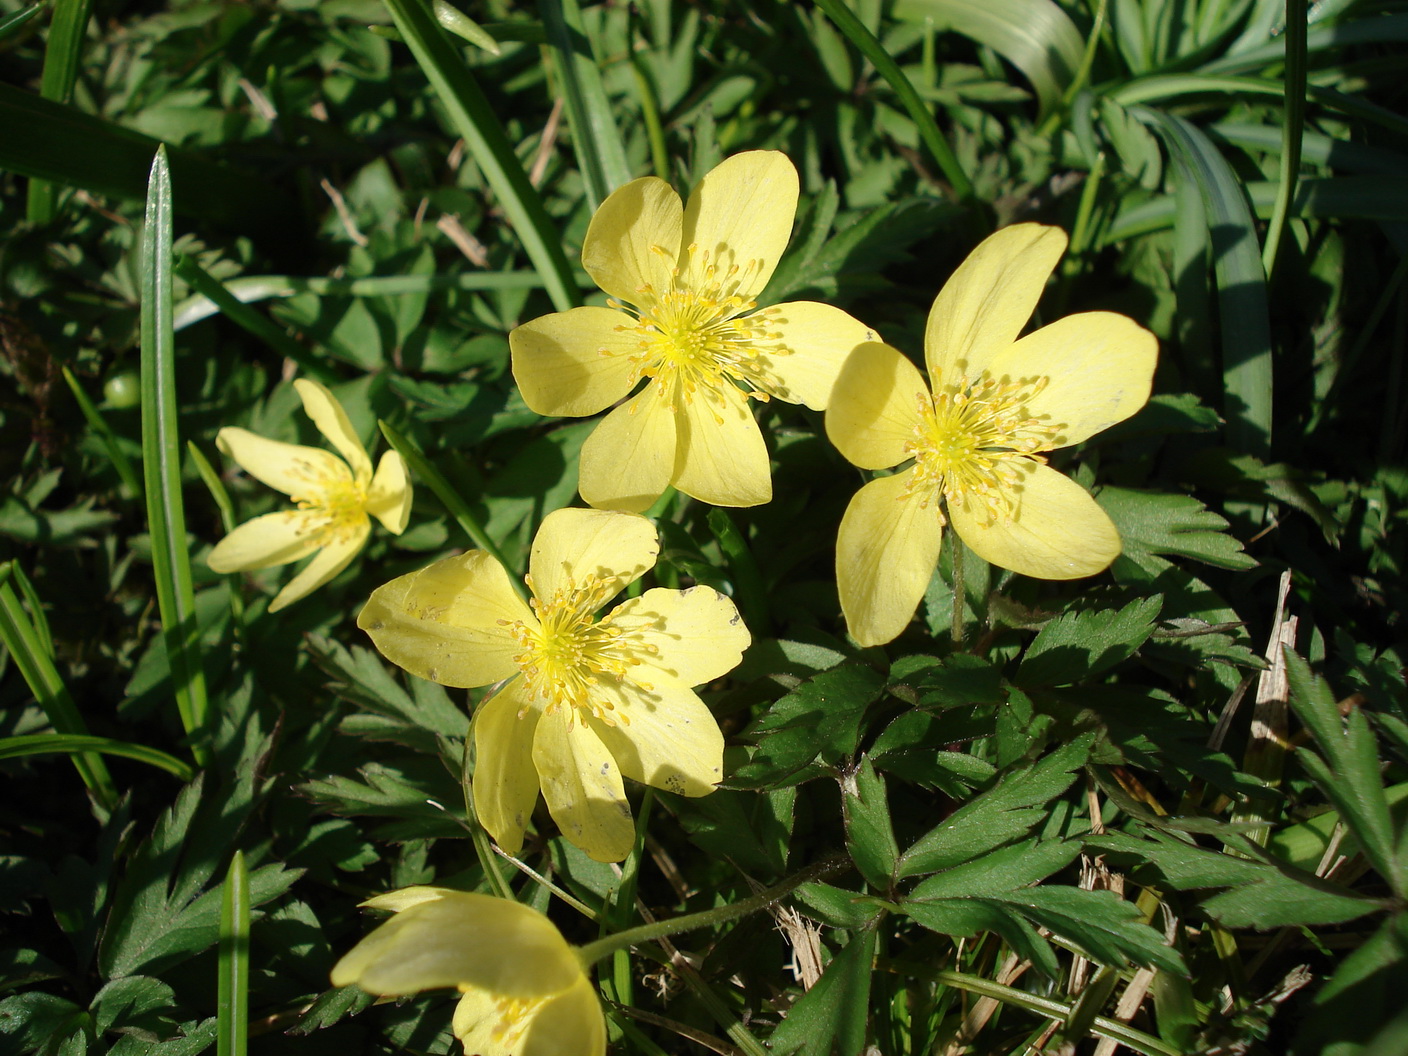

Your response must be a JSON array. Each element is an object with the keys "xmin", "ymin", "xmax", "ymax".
[
  {"xmin": 908, "ymin": 839, "xmax": 1080, "ymax": 900},
  {"xmin": 793, "ymin": 883, "xmax": 888, "ymax": 930},
  {"xmin": 90, "ymin": 977, "xmax": 176, "ymax": 1035},
  {"xmin": 306, "ymin": 634, "xmax": 467, "ymax": 744},
  {"xmin": 842, "ymin": 758, "xmax": 899, "ymax": 889},
  {"xmin": 995, "ymin": 886, "xmax": 1184, "ymax": 973},
  {"xmin": 106, "ymin": 1017, "xmax": 218, "ymax": 1056},
  {"xmin": 1017, "ymin": 596, "xmax": 1162, "ymax": 687},
  {"xmin": 901, "ymin": 899, "xmax": 1058, "ymax": 977},
  {"xmin": 287, "ymin": 987, "xmax": 376, "ymax": 1035},
  {"xmin": 887, "ymin": 652, "xmax": 1004, "ymax": 709},
  {"xmin": 1098, "ymin": 487, "xmax": 1257, "ymax": 570},
  {"xmin": 767, "ymin": 925, "xmax": 877, "ymax": 1056}
]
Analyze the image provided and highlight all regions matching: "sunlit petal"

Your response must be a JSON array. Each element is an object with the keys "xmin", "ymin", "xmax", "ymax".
[
  {"xmin": 679, "ymin": 150, "xmax": 797, "ymax": 301},
  {"xmin": 825, "ymin": 342, "xmax": 927, "ymax": 470},
  {"xmin": 754, "ymin": 302, "xmax": 881, "ymax": 410},
  {"xmin": 581, "ymin": 176, "xmax": 683, "ymax": 306},
  {"xmin": 472, "ymin": 683, "xmax": 542, "ymax": 856},
  {"xmin": 528, "ymin": 507, "xmax": 658, "ymax": 601},
  {"xmin": 989, "ymin": 312, "xmax": 1158, "ymax": 448},
  {"xmin": 671, "ymin": 384, "xmax": 771, "ymax": 507},
  {"xmin": 511, "ymin": 307, "xmax": 646, "ymax": 417},
  {"xmin": 836, "ymin": 469, "xmax": 944, "ymax": 647},
  {"xmin": 294, "ymin": 378, "xmax": 373, "ymax": 483},
  {"xmin": 217, "ymin": 427, "xmax": 351, "ymax": 499},
  {"xmin": 532, "ymin": 709, "xmax": 634, "ymax": 863},
  {"xmin": 949, "ymin": 461, "xmax": 1120, "ymax": 579},
  {"xmin": 366, "ymin": 450, "xmax": 412, "ymax": 534},
  {"xmin": 268, "ymin": 520, "xmax": 369, "ymax": 612},
  {"xmin": 577, "ymin": 390, "xmax": 677, "ymax": 513},
  {"xmin": 453, "ymin": 975, "xmax": 605, "ymax": 1056},
  {"xmin": 206, "ymin": 510, "xmax": 322, "ymax": 573},
  {"xmin": 590, "ymin": 673, "xmax": 724, "ymax": 798},
  {"xmin": 924, "ymin": 224, "xmax": 1066, "ymax": 381},
  {"xmin": 357, "ymin": 550, "xmax": 532, "ymax": 687},
  {"xmin": 610, "ymin": 586, "xmax": 750, "ymax": 687}
]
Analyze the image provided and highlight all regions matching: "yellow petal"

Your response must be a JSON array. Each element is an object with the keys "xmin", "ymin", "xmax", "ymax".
[
  {"xmin": 531, "ymin": 709, "xmax": 634, "ymax": 862},
  {"xmin": 754, "ymin": 302, "xmax": 881, "ymax": 410},
  {"xmin": 836, "ymin": 469, "xmax": 944, "ymax": 647},
  {"xmin": 988, "ymin": 312, "xmax": 1158, "ymax": 447},
  {"xmin": 924, "ymin": 223, "xmax": 1066, "ymax": 382},
  {"xmin": 609, "ymin": 585, "xmax": 750, "ymax": 687},
  {"xmin": 268, "ymin": 520, "xmax": 369, "ymax": 612},
  {"xmin": 528, "ymin": 507, "xmax": 658, "ymax": 601},
  {"xmin": 360, "ymin": 886, "xmax": 453, "ymax": 913},
  {"xmin": 217, "ymin": 427, "xmax": 351, "ymax": 499},
  {"xmin": 949, "ymin": 461, "xmax": 1121, "ymax": 579},
  {"xmin": 824, "ymin": 342, "xmax": 927, "ymax": 470},
  {"xmin": 357, "ymin": 550, "xmax": 532, "ymax": 687},
  {"xmin": 366, "ymin": 450, "xmax": 412, "ymax": 533},
  {"xmin": 510, "ymin": 307, "xmax": 646, "ymax": 417},
  {"xmin": 329, "ymin": 890, "xmax": 581, "ymax": 997},
  {"xmin": 472, "ymin": 683, "xmax": 542, "ymax": 856},
  {"xmin": 671, "ymin": 384, "xmax": 771, "ymax": 507},
  {"xmin": 679, "ymin": 150, "xmax": 797, "ymax": 301},
  {"xmin": 581, "ymin": 176, "xmax": 683, "ymax": 305},
  {"xmin": 294, "ymin": 378, "xmax": 373, "ymax": 483},
  {"xmin": 207, "ymin": 510, "xmax": 322, "ymax": 573},
  {"xmin": 589, "ymin": 673, "xmax": 724, "ymax": 798},
  {"xmin": 577, "ymin": 390, "xmax": 677, "ymax": 513},
  {"xmin": 453, "ymin": 974, "xmax": 605, "ymax": 1056}
]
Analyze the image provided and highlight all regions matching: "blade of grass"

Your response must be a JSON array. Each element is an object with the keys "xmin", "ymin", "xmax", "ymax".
[
  {"xmin": 8, "ymin": 563, "xmax": 54, "ymax": 660},
  {"xmin": 539, "ymin": 0, "xmax": 633, "ymax": 210},
  {"xmin": 61, "ymin": 367, "xmax": 143, "ymax": 500},
  {"xmin": 433, "ymin": 0, "xmax": 501, "ymax": 54},
  {"xmin": 217, "ymin": 851, "xmax": 250, "ymax": 1056},
  {"xmin": 628, "ymin": 20, "xmax": 670, "ymax": 182},
  {"xmin": 1260, "ymin": 0, "xmax": 1308, "ymax": 278},
  {"xmin": 0, "ymin": 2, "xmax": 44, "ymax": 40},
  {"xmin": 26, "ymin": 0, "xmax": 95, "ymax": 222},
  {"xmin": 141, "ymin": 147, "xmax": 210, "ymax": 766},
  {"xmin": 0, "ymin": 733, "xmax": 195, "ymax": 781},
  {"xmin": 0, "ymin": 569, "xmax": 118, "ymax": 811},
  {"xmin": 382, "ymin": 0, "xmax": 579, "ymax": 312},
  {"xmin": 189, "ymin": 441, "xmax": 246, "ymax": 628},
  {"xmin": 813, "ymin": 0, "xmax": 975, "ymax": 203}
]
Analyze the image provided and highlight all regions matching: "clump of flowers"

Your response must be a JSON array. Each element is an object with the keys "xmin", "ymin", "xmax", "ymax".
[
  {"xmin": 357, "ymin": 506, "xmax": 750, "ymax": 862},
  {"xmin": 207, "ymin": 378, "xmax": 411, "ymax": 612},
  {"xmin": 825, "ymin": 223, "xmax": 1158, "ymax": 647},
  {"xmin": 332, "ymin": 887, "xmax": 604, "ymax": 1056},
  {"xmin": 509, "ymin": 150, "xmax": 878, "ymax": 512}
]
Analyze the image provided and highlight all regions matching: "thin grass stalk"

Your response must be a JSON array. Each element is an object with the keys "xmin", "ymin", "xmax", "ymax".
[
  {"xmin": 0, "ymin": 570, "xmax": 118, "ymax": 811},
  {"xmin": 140, "ymin": 147, "xmax": 210, "ymax": 765},
  {"xmin": 9, "ymin": 563, "xmax": 54, "ymax": 660},
  {"xmin": 61, "ymin": 367, "xmax": 143, "ymax": 500},
  {"xmin": 1260, "ymin": 0, "xmax": 1308, "ymax": 278},
  {"xmin": 0, "ymin": 3, "xmax": 44, "ymax": 40},
  {"xmin": 628, "ymin": 29, "xmax": 669, "ymax": 183},
  {"xmin": 382, "ymin": 0, "xmax": 580, "ymax": 312},
  {"xmin": 0, "ymin": 733, "xmax": 195, "ymax": 781},
  {"xmin": 26, "ymin": 0, "xmax": 94, "ymax": 222},
  {"xmin": 217, "ymin": 851, "xmax": 250, "ymax": 1056}
]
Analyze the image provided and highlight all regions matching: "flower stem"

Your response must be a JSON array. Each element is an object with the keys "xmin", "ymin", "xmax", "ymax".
[
  {"xmin": 575, "ymin": 854, "xmax": 848, "ymax": 966},
  {"xmin": 950, "ymin": 533, "xmax": 966, "ymax": 647}
]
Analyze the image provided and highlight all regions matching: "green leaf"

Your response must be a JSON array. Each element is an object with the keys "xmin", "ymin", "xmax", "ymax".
[
  {"xmin": 1017, "ymin": 595, "xmax": 1162, "ymax": 687},
  {"xmin": 26, "ymin": 0, "xmax": 95, "ymax": 221},
  {"xmin": 908, "ymin": 838, "xmax": 1080, "ymax": 900},
  {"xmin": 217, "ymin": 853, "xmax": 249, "ymax": 1056},
  {"xmin": 0, "ymin": 734, "xmax": 194, "ymax": 781},
  {"xmin": 793, "ymin": 883, "xmax": 888, "ymax": 930},
  {"xmin": 90, "ymin": 976, "xmax": 176, "ymax": 1036},
  {"xmin": 1098, "ymin": 487, "xmax": 1257, "ymax": 570},
  {"xmin": 843, "ymin": 758, "xmax": 899, "ymax": 889},
  {"xmin": 901, "ymin": 898, "xmax": 1058, "ymax": 977},
  {"xmin": 767, "ymin": 925, "xmax": 878, "ymax": 1056}
]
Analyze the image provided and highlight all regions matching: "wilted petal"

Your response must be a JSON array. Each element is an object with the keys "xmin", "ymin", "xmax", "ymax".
[
  {"xmin": 511, "ymin": 307, "xmax": 646, "ymax": 417},
  {"xmin": 294, "ymin": 378, "xmax": 373, "ymax": 483},
  {"xmin": 528, "ymin": 507, "xmax": 658, "ymax": 601},
  {"xmin": 577, "ymin": 390, "xmax": 677, "ymax": 513},
  {"xmin": 268, "ymin": 520, "xmax": 369, "ymax": 612},
  {"xmin": 825, "ymin": 342, "xmax": 927, "ymax": 471},
  {"xmin": 989, "ymin": 312, "xmax": 1158, "ymax": 448},
  {"xmin": 754, "ymin": 302, "xmax": 880, "ymax": 410},
  {"xmin": 366, "ymin": 450, "xmax": 412, "ymax": 534},
  {"xmin": 532, "ymin": 709, "xmax": 634, "ymax": 863},
  {"xmin": 217, "ymin": 427, "xmax": 351, "ymax": 499},
  {"xmin": 329, "ymin": 890, "xmax": 581, "ymax": 998},
  {"xmin": 207, "ymin": 510, "xmax": 322, "ymax": 573},
  {"xmin": 453, "ymin": 975, "xmax": 605, "ymax": 1056},
  {"xmin": 581, "ymin": 176, "xmax": 683, "ymax": 306},
  {"xmin": 949, "ymin": 461, "xmax": 1120, "ymax": 579},
  {"xmin": 357, "ymin": 550, "xmax": 532, "ymax": 688},
  {"xmin": 610, "ymin": 585, "xmax": 750, "ymax": 687},
  {"xmin": 679, "ymin": 151, "xmax": 797, "ymax": 301},
  {"xmin": 590, "ymin": 673, "xmax": 724, "ymax": 798},
  {"xmin": 473, "ymin": 683, "xmax": 543, "ymax": 856},
  {"xmin": 671, "ymin": 384, "xmax": 771, "ymax": 508},
  {"xmin": 836, "ymin": 469, "xmax": 944, "ymax": 647},
  {"xmin": 924, "ymin": 224, "xmax": 1066, "ymax": 381}
]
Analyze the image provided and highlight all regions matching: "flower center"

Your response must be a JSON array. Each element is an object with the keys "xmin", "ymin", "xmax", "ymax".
[
  {"xmin": 904, "ymin": 372, "xmax": 1061, "ymax": 524},
  {"xmin": 485, "ymin": 993, "xmax": 547, "ymax": 1048},
  {"xmin": 290, "ymin": 463, "xmax": 368, "ymax": 542},
  {"xmin": 602, "ymin": 243, "xmax": 790, "ymax": 417},
  {"xmin": 504, "ymin": 573, "xmax": 646, "ymax": 726}
]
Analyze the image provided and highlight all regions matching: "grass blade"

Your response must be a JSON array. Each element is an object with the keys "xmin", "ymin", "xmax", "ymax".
[
  {"xmin": 0, "ymin": 569, "xmax": 118, "ymax": 811},
  {"xmin": 539, "ymin": 0, "xmax": 633, "ymax": 210},
  {"xmin": 0, "ymin": 2, "xmax": 44, "ymax": 40},
  {"xmin": 26, "ymin": 0, "xmax": 95, "ymax": 222},
  {"xmin": 217, "ymin": 851, "xmax": 251, "ymax": 1056},
  {"xmin": 382, "ymin": 0, "xmax": 580, "ymax": 312},
  {"xmin": 1261, "ymin": 0, "xmax": 1308, "ymax": 278},
  {"xmin": 61, "ymin": 367, "xmax": 143, "ymax": 500},
  {"xmin": 140, "ymin": 148, "xmax": 210, "ymax": 765},
  {"xmin": 0, "ymin": 733, "xmax": 195, "ymax": 781}
]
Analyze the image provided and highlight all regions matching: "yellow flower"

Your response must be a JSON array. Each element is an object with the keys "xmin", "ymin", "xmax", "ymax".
[
  {"xmin": 207, "ymin": 379, "xmax": 411, "ymax": 613},
  {"xmin": 357, "ymin": 507, "xmax": 750, "ymax": 862},
  {"xmin": 825, "ymin": 224, "xmax": 1157, "ymax": 647},
  {"xmin": 331, "ymin": 886, "xmax": 604, "ymax": 1056},
  {"xmin": 509, "ymin": 151, "xmax": 879, "ymax": 512}
]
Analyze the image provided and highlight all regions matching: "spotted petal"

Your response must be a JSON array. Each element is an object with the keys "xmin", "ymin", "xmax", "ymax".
[
  {"xmin": 581, "ymin": 176, "xmax": 683, "ymax": 306},
  {"xmin": 589, "ymin": 672, "xmax": 724, "ymax": 798},
  {"xmin": 679, "ymin": 151, "xmax": 797, "ymax": 302},
  {"xmin": 755, "ymin": 302, "xmax": 881, "ymax": 410},
  {"xmin": 532, "ymin": 708, "xmax": 635, "ymax": 863},
  {"xmin": 610, "ymin": 585, "xmax": 750, "ymax": 687},
  {"xmin": 294, "ymin": 378, "xmax": 373, "ymax": 483},
  {"xmin": 528, "ymin": 507, "xmax": 658, "ymax": 601},
  {"xmin": 836, "ymin": 468, "xmax": 944, "ymax": 647},
  {"xmin": 207, "ymin": 510, "xmax": 323, "ymax": 573},
  {"xmin": 578, "ymin": 390, "xmax": 678, "ymax": 513},
  {"xmin": 924, "ymin": 224, "xmax": 1067, "ymax": 382},
  {"xmin": 948, "ymin": 461, "xmax": 1120, "ymax": 579},
  {"xmin": 825, "ymin": 342, "xmax": 927, "ymax": 471},
  {"xmin": 268, "ymin": 520, "xmax": 370, "ymax": 612},
  {"xmin": 453, "ymin": 975, "xmax": 605, "ymax": 1056},
  {"xmin": 216, "ymin": 428, "xmax": 352, "ymax": 499},
  {"xmin": 473, "ymin": 683, "xmax": 543, "ymax": 856},
  {"xmin": 671, "ymin": 383, "xmax": 771, "ymax": 507},
  {"xmin": 511, "ymin": 306, "xmax": 648, "ymax": 417}
]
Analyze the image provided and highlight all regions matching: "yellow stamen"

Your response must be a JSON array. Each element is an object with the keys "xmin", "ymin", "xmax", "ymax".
[{"xmin": 287, "ymin": 460, "xmax": 369, "ymax": 543}]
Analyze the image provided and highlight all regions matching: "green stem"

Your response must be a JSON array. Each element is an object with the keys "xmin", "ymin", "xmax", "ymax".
[
  {"xmin": 1260, "ymin": 0, "xmax": 1308, "ymax": 279},
  {"xmin": 950, "ymin": 532, "xmax": 965, "ymax": 647},
  {"xmin": 576, "ymin": 854, "xmax": 847, "ymax": 966}
]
